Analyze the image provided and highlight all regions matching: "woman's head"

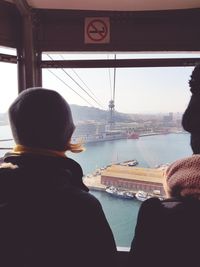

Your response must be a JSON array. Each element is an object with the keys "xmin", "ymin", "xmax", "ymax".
[
  {"xmin": 9, "ymin": 87, "xmax": 76, "ymax": 151},
  {"xmin": 182, "ymin": 64, "xmax": 200, "ymax": 153},
  {"xmin": 164, "ymin": 155, "xmax": 200, "ymax": 199}
]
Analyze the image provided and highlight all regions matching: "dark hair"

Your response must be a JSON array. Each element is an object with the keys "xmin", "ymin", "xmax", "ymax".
[
  {"xmin": 182, "ymin": 64, "xmax": 200, "ymax": 154},
  {"xmin": 182, "ymin": 64, "xmax": 200, "ymax": 132},
  {"xmin": 189, "ymin": 64, "xmax": 200, "ymax": 94}
]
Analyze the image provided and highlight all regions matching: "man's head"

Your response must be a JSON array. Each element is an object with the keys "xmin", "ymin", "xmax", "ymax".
[
  {"xmin": 9, "ymin": 87, "xmax": 75, "ymax": 151},
  {"xmin": 182, "ymin": 64, "xmax": 200, "ymax": 153}
]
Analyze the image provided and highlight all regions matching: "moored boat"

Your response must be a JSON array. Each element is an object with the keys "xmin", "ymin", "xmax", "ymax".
[
  {"xmin": 127, "ymin": 160, "xmax": 138, "ymax": 167},
  {"xmin": 135, "ymin": 190, "xmax": 150, "ymax": 202},
  {"xmin": 105, "ymin": 186, "xmax": 134, "ymax": 199},
  {"xmin": 135, "ymin": 190, "xmax": 165, "ymax": 201},
  {"xmin": 120, "ymin": 159, "xmax": 138, "ymax": 167}
]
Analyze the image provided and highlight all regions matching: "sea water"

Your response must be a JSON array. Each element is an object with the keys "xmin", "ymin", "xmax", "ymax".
[{"xmin": 0, "ymin": 125, "xmax": 192, "ymax": 247}]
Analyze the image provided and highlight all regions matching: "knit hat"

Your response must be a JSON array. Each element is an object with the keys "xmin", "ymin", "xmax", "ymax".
[
  {"xmin": 165, "ymin": 155, "xmax": 200, "ymax": 198},
  {"xmin": 8, "ymin": 87, "xmax": 75, "ymax": 151},
  {"xmin": 182, "ymin": 64, "xmax": 200, "ymax": 134}
]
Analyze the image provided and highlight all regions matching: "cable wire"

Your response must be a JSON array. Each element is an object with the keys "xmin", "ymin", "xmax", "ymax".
[
  {"xmin": 47, "ymin": 54, "xmax": 103, "ymax": 108},
  {"xmin": 71, "ymin": 68, "xmax": 105, "ymax": 109},
  {"xmin": 107, "ymin": 54, "xmax": 113, "ymax": 101},
  {"xmin": 47, "ymin": 69, "xmax": 94, "ymax": 107},
  {"xmin": 60, "ymin": 55, "xmax": 103, "ymax": 106},
  {"xmin": 113, "ymin": 54, "xmax": 117, "ymax": 102}
]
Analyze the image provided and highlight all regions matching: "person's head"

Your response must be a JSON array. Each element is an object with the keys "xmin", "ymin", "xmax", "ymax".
[
  {"xmin": 182, "ymin": 64, "xmax": 200, "ymax": 154},
  {"xmin": 164, "ymin": 155, "xmax": 200, "ymax": 199},
  {"xmin": 188, "ymin": 64, "xmax": 200, "ymax": 94},
  {"xmin": 9, "ymin": 87, "xmax": 78, "ymax": 152}
]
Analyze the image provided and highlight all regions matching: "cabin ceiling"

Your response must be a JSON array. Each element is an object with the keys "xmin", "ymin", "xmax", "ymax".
[{"xmin": 6, "ymin": 0, "xmax": 200, "ymax": 11}]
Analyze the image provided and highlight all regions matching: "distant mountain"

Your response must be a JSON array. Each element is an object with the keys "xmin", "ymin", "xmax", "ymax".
[{"xmin": 70, "ymin": 104, "xmax": 134, "ymax": 123}]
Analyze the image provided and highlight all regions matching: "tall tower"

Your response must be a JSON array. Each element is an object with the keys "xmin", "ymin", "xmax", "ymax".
[
  {"xmin": 108, "ymin": 99, "xmax": 115, "ymax": 129},
  {"xmin": 108, "ymin": 55, "xmax": 116, "ymax": 130}
]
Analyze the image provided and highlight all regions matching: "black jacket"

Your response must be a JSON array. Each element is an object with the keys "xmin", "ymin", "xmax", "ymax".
[
  {"xmin": 129, "ymin": 197, "xmax": 200, "ymax": 267},
  {"xmin": 0, "ymin": 153, "xmax": 116, "ymax": 267}
]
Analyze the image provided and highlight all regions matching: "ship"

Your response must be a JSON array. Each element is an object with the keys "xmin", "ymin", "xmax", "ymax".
[
  {"xmin": 88, "ymin": 129, "xmax": 128, "ymax": 142},
  {"xmin": 119, "ymin": 159, "xmax": 138, "ymax": 167},
  {"xmin": 72, "ymin": 122, "xmax": 139, "ymax": 144}
]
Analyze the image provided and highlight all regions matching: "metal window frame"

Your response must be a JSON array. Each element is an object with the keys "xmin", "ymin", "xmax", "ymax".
[
  {"xmin": 0, "ymin": 53, "xmax": 17, "ymax": 64},
  {"xmin": 41, "ymin": 57, "xmax": 200, "ymax": 69}
]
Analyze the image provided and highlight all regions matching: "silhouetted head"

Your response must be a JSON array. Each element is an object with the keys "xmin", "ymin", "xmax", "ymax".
[
  {"xmin": 182, "ymin": 64, "xmax": 200, "ymax": 154},
  {"xmin": 9, "ymin": 87, "xmax": 75, "ymax": 151},
  {"xmin": 188, "ymin": 64, "xmax": 200, "ymax": 94}
]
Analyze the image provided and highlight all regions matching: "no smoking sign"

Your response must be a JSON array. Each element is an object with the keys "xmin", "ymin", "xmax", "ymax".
[{"xmin": 85, "ymin": 17, "xmax": 110, "ymax": 44}]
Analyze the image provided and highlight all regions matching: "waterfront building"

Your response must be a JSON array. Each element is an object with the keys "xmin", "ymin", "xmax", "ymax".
[
  {"xmin": 72, "ymin": 121, "xmax": 134, "ymax": 143},
  {"xmin": 101, "ymin": 165, "xmax": 165, "ymax": 195},
  {"xmin": 73, "ymin": 121, "xmax": 99, "ymax": 136}
]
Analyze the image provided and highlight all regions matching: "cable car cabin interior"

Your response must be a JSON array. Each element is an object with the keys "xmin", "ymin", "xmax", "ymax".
[{"xmin": 0, "ymin": 0, "xmax": 200, "ymax": 266}]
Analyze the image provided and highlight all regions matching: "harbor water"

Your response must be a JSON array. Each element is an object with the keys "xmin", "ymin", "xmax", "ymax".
[{"xmin": 0, "ymin": 125, "xmax": 192, "ymax": 247}]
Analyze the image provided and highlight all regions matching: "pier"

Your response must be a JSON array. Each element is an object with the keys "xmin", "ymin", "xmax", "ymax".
[{"xmin": 84, "ymin": 164, "xmax": 166, "ymax": 196}]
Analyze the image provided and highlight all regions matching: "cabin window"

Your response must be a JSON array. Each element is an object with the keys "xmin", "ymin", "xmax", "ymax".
[
  {"xmin": 0, "ymin": 50, "xmax": 197, "ymax": 247},
  {"xmin": 0, "ymin": 46, "xmax": 17, "ymax": 157},
  {"xmin": 41, "ymin": 52, "xmax": 196, "ymax": 247}
]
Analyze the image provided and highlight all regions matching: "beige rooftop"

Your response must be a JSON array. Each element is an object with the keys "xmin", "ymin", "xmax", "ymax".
[{"xmin": 102, "ymin": 165, "xmax": 165, "ymax": 184}]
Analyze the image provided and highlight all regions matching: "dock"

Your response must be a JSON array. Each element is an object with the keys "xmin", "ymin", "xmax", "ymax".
[
  {"xmin": 84, "ymin": 175, "xmax": 106, "ymax": 191},
  {"xmin": 84, "ymin": 164, "xmax": 166, "ymax": 196}
]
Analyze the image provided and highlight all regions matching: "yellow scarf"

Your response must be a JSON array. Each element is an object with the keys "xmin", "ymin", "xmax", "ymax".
[{"xmin": 13, "ymin": 144, "xmax": 67, "ymax": 158}]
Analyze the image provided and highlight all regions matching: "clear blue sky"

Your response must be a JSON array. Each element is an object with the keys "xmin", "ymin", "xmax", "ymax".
[{"xmin": 0, "ymin": 48, "xmax": 197, "ymax": 114}]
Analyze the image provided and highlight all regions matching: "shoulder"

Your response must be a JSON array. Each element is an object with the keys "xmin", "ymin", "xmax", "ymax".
[
  {"xmin": 70, "ymin": 188, "xmax": 102, "ymax": 210},
  {"xmin": 135, "ymin": 198, "xmax": 163, "ymax": 227},
  {"xmin": 137, "ymin": 197, "xmax": 181, "ymax": 221},
  {"xmin": 139, "ymin": 197, "xmax": 195, "ymax": 219},
  {"xmin": 63, "ymin": 157, "xmax": 84, "ymax": 178},
  {"xmin": 139, "ymin": 197, "xmax": 162, "ymax": 213},
  {"xmin": 161, "ymin": 197, "xmax": 200, "ymax": 215},
  {"xmin": 64, "ymin": 157, "xmax": 82, "ymax": 171},
  {"xmin": 140, "ymin": 197, "xmax": 184, "ymax": 210},
  {"xmin": 59, "ymin": 157, "xmax": 89, "ymax": 191}
]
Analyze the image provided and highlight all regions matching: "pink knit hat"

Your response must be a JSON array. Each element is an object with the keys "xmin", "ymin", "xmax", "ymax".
[{"xmin": 165, "ymin": 155, "xmax": 200, "ymax": 198}]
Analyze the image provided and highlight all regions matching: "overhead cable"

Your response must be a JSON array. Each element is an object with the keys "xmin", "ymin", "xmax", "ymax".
[
  {"xmin": 47, "ymin": 69, "xmax": 94, "ymax": 107},
  {"xmin": 47, "ymin": 54, "xmax": 102, "ymax": 108},
  {"xmin": 107, "ymin": 54, "xmax": 113, "ymax": 101},
  {"xmin": 113, "ymin": 54, "xmax": 117, "ymax": 102},
  {"xmin": 70, "ymin": 68, "xmax": 105, "ymax": 109},
  {"xmin": 59, "ymin": 55, "xmax": 103, "ymax": 107}
]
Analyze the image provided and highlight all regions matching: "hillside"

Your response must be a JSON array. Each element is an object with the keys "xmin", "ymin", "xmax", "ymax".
[
  {"xmin": 70, "ymin": 104, "xmax": 133, "ymax": 123},
  {"xmin": 0, "ymin": 105, "xmax": 134, "ymax": 125}
]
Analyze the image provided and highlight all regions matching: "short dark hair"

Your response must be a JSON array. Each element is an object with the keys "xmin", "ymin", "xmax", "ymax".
[{"xmin": 189, "ymin": 64, "xmax": 200, "ymax": 94}]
